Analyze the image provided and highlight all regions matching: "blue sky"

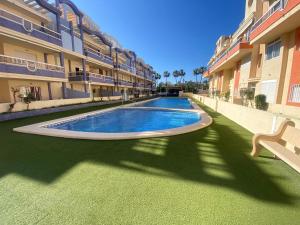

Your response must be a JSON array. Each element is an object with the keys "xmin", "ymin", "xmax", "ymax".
[{"xmin": 73, "ymin": 0, "xmax": 245, "ymax": 83}]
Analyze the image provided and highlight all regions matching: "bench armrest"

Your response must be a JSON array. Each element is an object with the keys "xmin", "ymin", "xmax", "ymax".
[{"xmin": 251, "ymin": 120, "xmax": 295, "ymax": 157}]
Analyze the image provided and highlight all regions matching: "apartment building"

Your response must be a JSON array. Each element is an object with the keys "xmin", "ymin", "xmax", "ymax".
[
  {"xmin": 0, "ymin": 0, "xmax": 154, "ymax": 106},
  {"xmin": 204, "ymin": 0, "xmax": 300, "ymax": 108}
]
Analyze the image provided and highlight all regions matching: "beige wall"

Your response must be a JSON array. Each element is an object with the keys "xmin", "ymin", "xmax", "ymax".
[
  {"xmin": 0, "ymin": 79, "xmax": 64, "ymax": 103},
  {"xmin": 240, "ymin": 54, "xmax": 252, "ymax": 89},
  {"xmin": 8, "ymin": 79, "xmax": 49, "ymax": 101},
  {"xmin": 50, "ymin": 82, "xmax": 63, "ymax": 99},
  {"xmin": 3, "ymin": 43, "xmax": 60, "ymax": 65},
  {"xmin": 221, "ymin": 69, "xmax": 233, "ymax": 93},
  {"xmin": 0, "ymin": 79, "xmax": 10, "ymax": 103},
  {"xmin": 71, "ymin": 83, "xmax": 86, "ymax": 92}
]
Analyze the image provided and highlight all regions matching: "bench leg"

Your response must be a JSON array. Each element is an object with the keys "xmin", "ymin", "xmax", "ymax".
[
  {"xmin": 251, "ymin": 135, "xmax": 261, "ymax": 157},
  {"xmin": 251, "ymin": 145, "xmax": 261, "ymax": 157}
]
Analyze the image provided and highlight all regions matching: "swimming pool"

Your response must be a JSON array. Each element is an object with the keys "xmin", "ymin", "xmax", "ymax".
[
  {"xmin": 47, "ymin": 108, "xmax": 201, "ymax": 133},
  {"xmin": 14, "ymin": 97, "xmax": 212, "ymax": 140},
  {"xmin": 136, "ymin": 98, "xmax": 193, "ymax": 109}
]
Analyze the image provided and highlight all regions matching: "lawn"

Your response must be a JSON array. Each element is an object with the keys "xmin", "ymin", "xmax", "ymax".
[{"xmin": 0, "ymin": 102, "xmax": 299, "ymax": 225}]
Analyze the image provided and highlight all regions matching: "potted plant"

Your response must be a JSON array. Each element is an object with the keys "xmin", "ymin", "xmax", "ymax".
[{"xmin": 255, "ymin": 94, "xmax": 268, "ymax": 111}]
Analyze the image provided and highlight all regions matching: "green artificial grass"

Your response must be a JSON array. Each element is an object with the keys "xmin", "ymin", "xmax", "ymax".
[{"xmin": 0, "ymin": 102, "xmax": 299, "ymax": 225}]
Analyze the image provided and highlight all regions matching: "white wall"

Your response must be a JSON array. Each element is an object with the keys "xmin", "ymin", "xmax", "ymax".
[{"xmin": 187, "ymin": 94, "xmax": 300, "ymax": 134}]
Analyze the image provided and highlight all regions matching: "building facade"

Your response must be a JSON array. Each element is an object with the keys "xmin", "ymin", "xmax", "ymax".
[
  {"xmin": 204, "ymin": 0, "xmax": 300, "ymax": 108},
  {"xmin": 0, "ymin": 0, "xmax": 155, "ymax": 106}
]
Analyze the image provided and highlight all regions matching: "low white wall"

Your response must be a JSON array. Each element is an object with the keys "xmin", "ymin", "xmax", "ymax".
[
  {"xmin": 0, "ymin": 103, "xmax": 10, "ymax": 113},
  {"xmin": 0, "ymin": 96, "xmax": 123, "ymax": 114},
  {"xmin": 186, "ymin": 93, "xmax": 300, "ymax": 134}
]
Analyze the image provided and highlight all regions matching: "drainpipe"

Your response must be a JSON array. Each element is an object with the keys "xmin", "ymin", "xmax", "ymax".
[
  {"xmin": 82, "ymin": 59, "xmax": 87, "ymax": 92},
  {"xmin": 116, "ymin": 51, "xmax": 119, "ymax": 88},
  {"xmin": 69, "ymin": 22, "xmax": 75, "ymax": 51},
  {"xmin": 47, "ymin": 82, "xmax": 53, "ymax": 100}
]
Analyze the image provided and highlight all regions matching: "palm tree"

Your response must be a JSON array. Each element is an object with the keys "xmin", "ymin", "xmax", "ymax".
[
  {"xmin": 178, "ymin": 69, "xmax": 186, "ymax": 84},
  {"xmin": 173, "ymin": 70, "xmax": 179, "ymax": 85},
  {"xmin": 198, "ymin": 66, "xmax": 206, "ymax": 85},
  {"xmin": 154, "ymin": 72, "xmax": 161, "ymax": 93},
  {"xmin": 193, "ymin": 68, "xmax": 200, "ymax": 85},
  {"xmin": 155, "ymin": 72, "xmax": 161, "ymax": 81},
  {"xmin": 163, "ymin": 71, "xmax": 170, "ymax": 92},
  {"xmin": 163, "ymin": 71, "xmax": 170, "ymax": 84},
  {"xmin": 193, "ymin": 67, "xmax": 206, "ymax": 90}
]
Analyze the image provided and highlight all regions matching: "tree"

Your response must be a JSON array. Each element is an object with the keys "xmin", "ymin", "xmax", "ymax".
[
  {"xmin": 178, "ymin": 69, "xmax": 186, "ymax": 84},
  {"xmin": 154, "ymin": 72, "xmax": 161, "ymax": 83},
  {"xmin": 163, "ymin": 71, "xmax": 170, "ymax": 84},
  {"xmin": 173, "ymin": 70, "xmax": 179, "ymax": 85},
  {"xmin": 154, "ymin": 72, "xmax": 161, "ymax": 92},
  {"xmin": 193, "ymin": 68, "xmax": 200, "ymax": 86},
  {"xmin": 193, "ymin": 67, "xmax": 206, "ymax": 90},
  {"xmin": 198, "ymin": 66, "xmax": 206, "ymax": 86}
]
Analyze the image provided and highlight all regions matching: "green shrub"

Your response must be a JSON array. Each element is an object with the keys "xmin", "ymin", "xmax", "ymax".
[{"xmin": 255, "ymin": 94, "xmax": 268, "ymax": 110}]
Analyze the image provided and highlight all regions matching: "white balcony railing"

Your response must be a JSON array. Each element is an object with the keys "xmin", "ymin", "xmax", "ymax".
[
  {"xmin": 250, "ymin": 0, "xmax": 288, "ymax": 33},
  {"xmin": 208, "ymin": 37, "xmax": 243, "ymax": 70},
  {"xmin": 88, "ymin": 72, "xmax": 114, "ymax": 81},
  {"xmin": 0, "ymin": 54, "xmax": 64, "ymax": 72},
  {"xmin": 289, "ymin": 84, "xmax": 300, "ymax": 103},
  {"xmin": 86, "ymin": 47, "xmax": 113, "ymax": 62},
  {"xmin": 0, "ymin": 8, "xmax": 61, "ymax": 40}
]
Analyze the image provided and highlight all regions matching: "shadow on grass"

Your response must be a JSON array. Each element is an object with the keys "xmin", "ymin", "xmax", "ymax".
[{"xmin": 0, "ymin": 103, "xmax": 297, "ymax": 205}]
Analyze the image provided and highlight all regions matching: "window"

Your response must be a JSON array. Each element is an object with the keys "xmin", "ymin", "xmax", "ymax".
[
  {"xmin": 289, "ymin": 84, "xmax": 300, "ymax": 103},
  {"xmin": 266, "ymin": 39, "xmax": 281, "ymax": 60}
]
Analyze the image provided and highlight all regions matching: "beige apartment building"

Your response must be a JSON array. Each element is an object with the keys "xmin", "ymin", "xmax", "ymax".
[
  {"xmin": 0, "ymin": 0, "xmax": 154, "ymax": 107},
  {"xmin": 204, "ymin": 0, "xmax": 300, "ymax": 109}
]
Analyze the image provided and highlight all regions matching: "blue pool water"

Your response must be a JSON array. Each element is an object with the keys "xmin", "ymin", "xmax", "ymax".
[
  {"xmin": 137, "ymin": 98, "xmax": 193, "ymax": 109},
  {"xmin": 48, "ymin": 108, "xmax": 200, "ymax": 133}
]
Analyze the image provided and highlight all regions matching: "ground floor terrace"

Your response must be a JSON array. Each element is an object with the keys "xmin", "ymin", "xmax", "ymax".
[{"xmin": 0, "ymin": 101, "xmax": 299, "ymax": 225}]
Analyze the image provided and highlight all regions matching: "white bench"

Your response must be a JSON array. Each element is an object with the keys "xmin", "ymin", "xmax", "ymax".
[{"xmin": 251, "ymin": 120, "xmax": 300, "ymax": 173}]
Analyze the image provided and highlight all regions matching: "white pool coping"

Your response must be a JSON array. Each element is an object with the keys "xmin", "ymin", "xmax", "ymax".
[{"xmin": 13, "ymin": 98, "xmax": 213, "ymax": 140}]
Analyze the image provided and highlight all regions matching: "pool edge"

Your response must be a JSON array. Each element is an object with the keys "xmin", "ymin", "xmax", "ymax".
[{"xmin": 13, "ymin": 98, "xmax": 213, "ymax": 140}]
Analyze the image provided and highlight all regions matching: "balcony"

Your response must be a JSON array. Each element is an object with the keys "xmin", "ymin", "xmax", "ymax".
[
  {"xmin": 117, "ymin": 63, "xmax": 136, "ymax": 75},
  {"xmin": 84, "ymin": 48, "xmax": 113, "ymax": 66},
  {"xmin": 133, "ymin": 82, "xmax": 145, "ymax": 88},
  {"xmin": 0, "ymin": 9, "xmax": 62, "ymax": 46},
  {"xmin": 136, "ymin": 70, "xmax": 144, "ymax": 78},
  {"xmin": 0, "ymin": 54, "xmax": 65, "ymax": 79},
  {"xmin": 69, "ymin": 72, "xmax": 115, "ymax": 85},
  {"xmin": 208, "ymin": 38, "xmax": 253, "ymax": 74},
  {"xmin": 118, "ymin": 80, "xmax": 134, "ymax": 87},
  {"xmin": 250, "ymin": 0, "xmax": 300, "ymax": 43}
]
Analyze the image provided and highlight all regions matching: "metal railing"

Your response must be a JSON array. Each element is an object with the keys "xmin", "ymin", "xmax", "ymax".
[
  {"xmin": 87, "ymin": 72, "xmax": 114, "ymax": 82},
  {"xmin": 251, "ymin": 0, "xmax": 287, "ymax": 33},
  {"xmin": 0, "ymin": 54, "xmax": 64, "ymax": 72},
  {"xmin": 209, "ymin": 37, "xmax": 243, "ymax": 70},
  {"xmin": 0, "ymin": 8, "xmax": 61, "ymax": 40},
  {"xmin": 136, "ymin": 70, "xmax": 144, "ymax": 77},
  {"xmin": 85, "ymin": 48, "xmax": 113, "ymax": 65},
  {"xmin": 289, "ymin": 84, "xmax": 300, "ymax": 103},
  {"xmin": 118, "ymin": 63, "xmax": 136, "ymax": 74}
]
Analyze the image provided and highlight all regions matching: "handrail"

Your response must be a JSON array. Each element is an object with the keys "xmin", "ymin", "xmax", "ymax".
[
  {"xmin": 0, "ymin": 54, "xmax": 64, "ymax": 72},
  {"xmin": 209, "ymin": 37, "xmax": 243, "ymax": 69},
  {"xmin": 250, "ymin": 0, "xmax": 285, "ymax": 33},
  {"xmin": 85, "ymin": 47, "xmax": 112, "ymax": 61},
  {"xmin": 88, "ymin": 72, "xmax": 114, "ymax": 81},
  {"xmin": 118, "ymin": 63, "xmax": 135, "ymax": 73},
  {"xmin": 0, "ymin": 8, "xmax": 61, "ymax": 39}
]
